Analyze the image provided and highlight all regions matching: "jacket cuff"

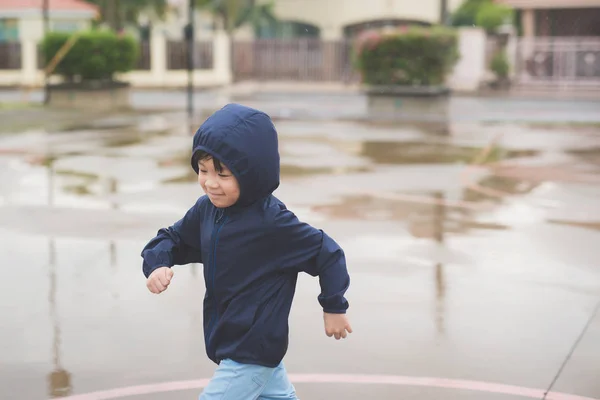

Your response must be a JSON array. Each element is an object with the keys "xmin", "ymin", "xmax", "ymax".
[
  {"xmin": 319, "ymin": 295, "xmax": 349, "ymax": 314},
  {"xmin": 142, "ymin": 251, "xmax": 173, "ymax": 278},
  {"xmin": 323, "ymin": 308, "xmax": 347, "ymax": 314}
]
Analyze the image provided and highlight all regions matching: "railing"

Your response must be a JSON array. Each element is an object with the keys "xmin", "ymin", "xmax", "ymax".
[
  {"xmin": 0, "ymin": 34, "xmax": 230, "ymax": 88},
  {"xmin": 515, "ymin": 37, "xmax": 600, "ymax": 87},
  {"xmin": 233, "ymin": 38, "xmax": 357, "ymax": 82},
  {"xmin": 0, "ymin": 42, "xmax": 21, "ymax": 70},
  {"xmin": 167, "ymin": 40, "xmax": 214, "ymax": 70}
]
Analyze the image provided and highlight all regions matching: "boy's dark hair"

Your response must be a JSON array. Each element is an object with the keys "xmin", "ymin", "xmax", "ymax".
[{"xmin": 193, "ymin": 150, "xmax": 224, "ymax": 173}]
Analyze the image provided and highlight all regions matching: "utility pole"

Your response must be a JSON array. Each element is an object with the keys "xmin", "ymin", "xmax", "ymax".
[
  {"xmin": 43, "ymin": 0, "xmax": 50, "ymax": 104},
  {"xmin": 106, "ymin": 0, "xmax": 118, "ymax": 31},
  {"xmin": 440, "ymin": 0, "xmax": 449, "ymax": 26},
  {"xmin": 186, "ymin": 0, "xmax": 196, "ymax": 125}
]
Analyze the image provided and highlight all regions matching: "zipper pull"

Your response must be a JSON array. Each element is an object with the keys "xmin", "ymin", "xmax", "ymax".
[{"xmin": 216, "ymin": 209, "xmax": 224, "ymax": 224}]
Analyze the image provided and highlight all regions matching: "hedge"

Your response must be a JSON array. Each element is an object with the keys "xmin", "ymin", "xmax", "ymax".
[
  {"xmin": 354, "ymin": 27, "xmax": 460, "ymax": 87},
  {"xmin": 41, "ymin": 30, "xmax": 138, "ymax": 81}
]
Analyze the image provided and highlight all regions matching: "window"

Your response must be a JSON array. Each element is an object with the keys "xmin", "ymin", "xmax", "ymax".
[
  {"xmin": 52, "ymin": 20, "xmax": 79, "ymax": 33},
  {"xmin": 255, "ymin": 21, "xmax": 321, "ymax": 39},
  {"xmin": 0, "ymin": 19, "xmax": 19, "ymax": 42}
]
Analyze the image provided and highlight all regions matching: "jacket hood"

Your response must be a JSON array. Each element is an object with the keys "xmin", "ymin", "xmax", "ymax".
[{"xmin": 191, "ymin": 103, "xmax": 280, "ymax": 208}]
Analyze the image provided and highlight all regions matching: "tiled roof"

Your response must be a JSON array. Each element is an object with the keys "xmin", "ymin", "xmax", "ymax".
[
  {"xmin": 0, "ymin": 0, "xmax": 98, "ymax": 12},
  {"xmin": 496, "ymin": 0, "xmax": 600, "ymax": 8}
]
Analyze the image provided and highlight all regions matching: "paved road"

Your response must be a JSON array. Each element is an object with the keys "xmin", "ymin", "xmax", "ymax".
[{"xmin": 0, "ymin": 104, "xmax": 599, "ymax": 400}]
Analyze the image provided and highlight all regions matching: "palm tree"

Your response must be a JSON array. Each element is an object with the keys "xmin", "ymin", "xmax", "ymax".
[
  {"xmin": 193, "ymin": 0, "xmax": 277, "ymax": 81},
  {"xmin": 85, "ymin": 0, "xmax": 170, "ymax": 31},
  {"xmin": 195, "ymin": 0, "xmax": 277, "ymax": 37}
]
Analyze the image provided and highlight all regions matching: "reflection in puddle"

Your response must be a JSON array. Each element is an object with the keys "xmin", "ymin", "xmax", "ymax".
[
  {"xmin": 568, "ymin": 147, "xmax": 600, "ymax": 168},
  {"xmin": 463, "ymin": 175, "xmax": 540, "ymax": 203},
  {"xmin": 103, "ymin": 134, "xmax": 148, "ymax": 149},
  {"xmin": 547, "ymin": 219, "xmax": 600, "ymax": 232},
  {"xmin": 312, "ymin": 193, "xmax": 510, "ymax": 239},
  {"xmin": 280, "ymin": 164, "xmax": 371, "ymax": 177},
  {"xmin": 361, "ymin": 141, "xmax": 537, "ymax": 165},
  {"xmin": 47, "ymin": 231, "xmax": 73, "ymax": 398}
]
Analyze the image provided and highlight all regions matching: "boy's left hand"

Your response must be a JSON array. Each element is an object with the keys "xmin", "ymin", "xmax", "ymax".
[{"xmin": 323, "ymin": 312, "xmax": 353, "ymax": 340}]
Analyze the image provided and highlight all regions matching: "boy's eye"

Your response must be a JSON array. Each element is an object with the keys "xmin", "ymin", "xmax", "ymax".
[
  {"xmin": 219, "ymin": 173, "xmax": 231, "ymax": 178},
  {"xmin": 199, "ymin": 169, "xmax": 208, "ymax": 173}
]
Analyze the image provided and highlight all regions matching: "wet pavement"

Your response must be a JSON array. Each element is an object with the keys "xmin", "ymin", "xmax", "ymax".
[
  {"xmin": 2, "ymin": 88, "xmax": 600, "ymax": 124},
  {"xmin": 1, "ymin": 100, "xmax": 600, "ymax": 400}
]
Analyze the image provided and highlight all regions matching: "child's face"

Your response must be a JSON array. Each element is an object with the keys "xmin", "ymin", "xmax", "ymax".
[{"xmin": 198, "ymin": 157, "xmax": 240, "ymax": 208}]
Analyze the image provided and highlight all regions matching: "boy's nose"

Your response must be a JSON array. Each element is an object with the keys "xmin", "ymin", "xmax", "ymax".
[{"xmin": 205, "ymin": 179, "xmax": 219, "ymax": 189}]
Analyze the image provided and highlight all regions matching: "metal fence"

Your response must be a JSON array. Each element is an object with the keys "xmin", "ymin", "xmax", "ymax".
[
  {"xmin": 233, "ymin": 38, "xmax": 358, "ymax": 82},
  {"xmin": 0, "ymin": 42, "xmax": 21, "ymax": 70},
  {"xmin": 136, "ymin": 40, "xmax": 151, "ymax": 70},
  {"xmin": 515, "ymin": 37, "xmax": 600, "ymax": 87},
  {"xmin": 485, "ymin": 37, "xmax": 500, "ymax": 68},
  {"xmin": 167, "ymin": 40, "xmax": 214, "ymax": 70}
]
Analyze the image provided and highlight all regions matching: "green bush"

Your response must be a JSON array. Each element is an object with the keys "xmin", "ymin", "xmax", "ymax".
[
  {"xmin": 491, "ymin": 51, "xmax": 510, "ymax": 78},
  {"xmin": 476, "ymin": 3, "xmax": 514, "ymax": 33},
  {"xmin": 354, "ymin": 27, "xmax": 459, "ymax": 87},
  {"xmin": 41, "ymin": 30, "xmax": 138, "ymax": 81}
]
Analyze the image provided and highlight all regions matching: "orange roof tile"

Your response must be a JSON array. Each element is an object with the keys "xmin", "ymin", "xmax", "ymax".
[{"xmin": 0, "ymin": 0, "xmax": 98, "ymax": 12}]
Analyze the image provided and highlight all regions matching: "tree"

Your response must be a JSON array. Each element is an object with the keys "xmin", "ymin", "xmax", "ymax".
[
  {"xmin": 451, "ymin": 0, "xmax": 490, "ymax": 27},
  {"xmin": 85, "ymin": 0, "xmax": 170, "ymax": 31},
  {"xmin": 195, "ymin": 0, "xmax": 277, "ymax": 36},
  {"xmin": 475, "ymin": 2, "xmax": 513, "ymax": 34},
  {"xmin": 451, "ymin": 0, "xmax": 514, "ymax": 34}
]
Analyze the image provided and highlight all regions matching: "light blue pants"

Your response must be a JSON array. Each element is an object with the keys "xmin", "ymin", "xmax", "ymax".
[{"xmin": 199, "ymin": 359, "xmax": 299, "ymax": 400}]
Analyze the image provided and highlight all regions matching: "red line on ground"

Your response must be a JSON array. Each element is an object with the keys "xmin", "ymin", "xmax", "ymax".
[{"xmin": 55, "ymin": 374, "xmax": 599, "ymax": 400}]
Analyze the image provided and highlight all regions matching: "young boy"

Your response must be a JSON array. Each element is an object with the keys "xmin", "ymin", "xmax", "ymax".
[{"xmin": 141, "ymin": 103, "xmax": 352, "ymax": 399}]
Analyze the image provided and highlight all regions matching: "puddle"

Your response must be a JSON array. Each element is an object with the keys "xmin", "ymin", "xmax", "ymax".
[
  {"xmin": 304, "ymin": 170, "xmax": 542, "ymax": 239},
  {"xmin": 159, "ymin": 136, "xmax": 531, "ymax": 183},
  {"xmin": 1, "ymin": 113, "xmax": 598, "ymax": 239},
  {"xmin": 360, "ymin": 140, "xmax": 537, "ymax": 165}
]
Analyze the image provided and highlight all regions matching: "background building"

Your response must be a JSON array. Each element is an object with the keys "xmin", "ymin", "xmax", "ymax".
[
  {"xmin": 497, "ymin": 0, "xmax": 600, "ymax": 37},
  {"xmin": 255, "ymin": 0, "xmax": 465, "ymax": 39},
  {"xmin": 0, "ymin": 0, "xmax": 97, "ymax": 42}
]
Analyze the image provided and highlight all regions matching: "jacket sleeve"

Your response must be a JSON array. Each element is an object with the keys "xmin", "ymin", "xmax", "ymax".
[
  {"xmin": 141, "ymin": 198, "xmax": 204, "ymax": 278},
  {"xmin": 273, "ymin": 207, "xmax": 350, "ymax": 314}
]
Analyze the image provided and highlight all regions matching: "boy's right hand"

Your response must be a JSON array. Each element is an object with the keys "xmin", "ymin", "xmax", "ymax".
[{"xmin": 146, "ymin": 267, "xmax": 174, "ymax": 294}]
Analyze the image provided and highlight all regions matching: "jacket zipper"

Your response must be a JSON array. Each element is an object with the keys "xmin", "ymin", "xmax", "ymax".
[{"xmin": 205, "ymin": 209, "xmax": 227, "ymax": 343}]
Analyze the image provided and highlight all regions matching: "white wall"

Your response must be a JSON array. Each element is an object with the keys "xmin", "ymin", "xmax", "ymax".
[
  {"xmin": 18, "ymin": 15, "xmax": 93, "ymax": 41},
  {"xmin": 265, "ymin": 0, "xmax": 467, "ymax": 39},
  {"xmin": 118, "ymin": 30, "xmax": 231, "ymax": 88},
  {"xmin": 447, "ymin": 28, "xmax": 488, "ymax": 92},
  {"xmin": 145, "ymin": 0, "xmax": 469, "ymax": 41}
]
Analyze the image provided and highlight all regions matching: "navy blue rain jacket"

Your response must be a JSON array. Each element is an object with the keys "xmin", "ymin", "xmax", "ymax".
[{"xmin": 141, "ymin": 104, "xmax": 350, "ymax": 367}]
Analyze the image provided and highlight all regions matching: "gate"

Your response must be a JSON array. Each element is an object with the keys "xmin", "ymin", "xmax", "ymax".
[
  {"xmin": 232, "ymin": 38, "xmax": 357, "ymax": 82},
  {"xmin": 515, "ymin": 37, "xmax": 600, "ymax": 88},
  {"xmin": 0, "ymin": 41, "xmax": 21, "ymax": 70}
]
